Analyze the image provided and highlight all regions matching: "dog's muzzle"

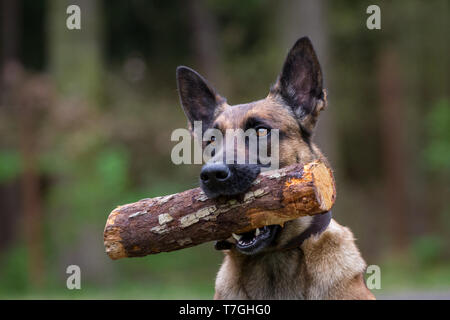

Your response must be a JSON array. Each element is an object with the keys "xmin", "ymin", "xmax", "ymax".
[
  {"xmin": 201, "ymin": 162, "xmax": 280, "ymax": 255},
  {"xmin": 199, "ymin": 163, "xmax": 260, "ymax": 199},
  {"xmin": 231, "ymin": 225, "xmax": 281, "ymax": 255}
]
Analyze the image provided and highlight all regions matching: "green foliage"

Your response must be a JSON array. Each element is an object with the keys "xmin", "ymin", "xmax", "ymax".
[
  {"xmin": 45, "ymin": 145, "xmax": 130, "ymax": 245},
  {"xmin": 377, "ymin": 255, "xmax": 450, "ymax": 292},
  {"xmin": 96, "ymin": 147, "xmax": 129, "ymax": 195},
  {"xmin": 423, "ymin": 99, "xmax": 450, "ymax": 173},
  {"xmin": 0, "ymin": 245, "xmax": 29, "ymax": 293},
  {"xmin": 411, "ymin": 235, "xmax": 445, "ymax": 267},
  {"xmin": 0, "ymin": 150, "xmax": 22, "ymax": 183}
]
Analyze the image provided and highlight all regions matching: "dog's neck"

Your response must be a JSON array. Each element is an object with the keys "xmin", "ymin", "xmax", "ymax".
[{"xmin": 282, "ymin": 211, "xmax": 332, "ymax": 250}]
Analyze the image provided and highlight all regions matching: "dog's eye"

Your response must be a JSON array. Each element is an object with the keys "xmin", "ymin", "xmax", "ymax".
[
  {"xmin": 207, "ymin": 136, "xmax": 216, "ymax": 145},
  {"xmin": 256, "ymin": 127, "xmax": 269, "ymax": 137}
]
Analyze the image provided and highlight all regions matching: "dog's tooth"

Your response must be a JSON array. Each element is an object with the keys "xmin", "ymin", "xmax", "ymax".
[
  {"xmin": 255, "ymin": 228, "xmax": 260, "ymax": 236},
  {"xmin": 232, "ymin": 233, "xmax": 242, "ymax": 241}
]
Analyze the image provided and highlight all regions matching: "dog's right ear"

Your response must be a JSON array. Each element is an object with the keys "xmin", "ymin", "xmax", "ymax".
[{"xmin": 176, "ymin": 66, "xmax": 226, "ymax": 132}]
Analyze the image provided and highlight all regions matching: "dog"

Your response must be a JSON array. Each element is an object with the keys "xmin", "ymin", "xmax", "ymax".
[{"xmin": 176, "ymin": 37, "xmax": 375, "ymax": 300}]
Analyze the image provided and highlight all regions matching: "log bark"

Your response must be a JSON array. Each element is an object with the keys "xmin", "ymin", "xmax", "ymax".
[{"xmin": 104, "ymin": 160, "xmax": 336, "ymax": 260}]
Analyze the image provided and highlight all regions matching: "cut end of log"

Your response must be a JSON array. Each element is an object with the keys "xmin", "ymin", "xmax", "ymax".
[
  {"xmin": 104, "ymin": 226, "xmax": 127, "ymax": 260},
  {"xmin": 309, "ymin": 161, "xmax": 336, "ymax": 211}
]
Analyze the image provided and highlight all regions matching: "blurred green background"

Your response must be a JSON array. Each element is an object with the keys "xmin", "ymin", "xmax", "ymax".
[{"xmin": 0, "ymin": 0, "xmax": 449, "ymax": 299}]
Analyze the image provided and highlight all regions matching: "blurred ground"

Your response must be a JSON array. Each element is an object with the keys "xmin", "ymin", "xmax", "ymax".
[{"xmin": 377, "ymin": 291, "xmax": 450, "ymax": 300}]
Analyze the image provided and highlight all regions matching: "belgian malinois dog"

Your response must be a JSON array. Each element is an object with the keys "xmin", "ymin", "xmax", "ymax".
[{"xmin": 176, "ymin": 37, "xmax": 375, "ymax": 300}]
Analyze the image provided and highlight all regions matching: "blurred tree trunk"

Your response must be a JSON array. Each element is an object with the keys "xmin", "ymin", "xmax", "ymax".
[
  {"xmin": 184, "ymin": 0, "xmax": 223, "ymax": 89},
  {"xmin": 48, "ymin": 0, "xmax": 103, "ymax": 103},
  {"xmin": 398, "ymin": 1, "xmax": 449, "ymax": 239},
  {"xmin": 1, "ymin": 0, "xmax": 46, "ymax": 287},
  {"xmin": 279, "ymin": 0, "xmax": 337, "ymax": 168},
  {"xmin": 47, "ymin": 0, "xmax": 109, "ymax": 282},
  {"xmin": 0, "ymin": 0, "xmax": 21, "ymax": 66},
  {"xmin": 0, "ymin": 1, "xmax": 21, "ymax": 250},
  {"xmin": 377, "ymin": 48, "xmax": 409, "ymax": 251},
  {"xmin": 0, "ymin": 0, "xmax": 21, "ymax": 103},
  {"xmin": 18, "ymin": 85, "xmax": 45, "ymax": 288}
]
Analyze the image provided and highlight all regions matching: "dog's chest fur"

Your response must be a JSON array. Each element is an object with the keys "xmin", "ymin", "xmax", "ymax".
[
  {"xmin": 227, "ymin": 249, "xmax": 307, "ymax": 299},
  {"xmin": 214, "ymin": 220, "xmax": 374, "ymax": 300}
]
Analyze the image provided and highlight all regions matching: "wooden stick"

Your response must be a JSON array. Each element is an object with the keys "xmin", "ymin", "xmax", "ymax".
[{"xmin": 104, "ymin": 160, "xmax": 335, "ymax": 260}]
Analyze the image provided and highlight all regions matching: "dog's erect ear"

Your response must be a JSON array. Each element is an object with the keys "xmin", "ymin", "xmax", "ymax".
[
  {"xmin": 176, "ymin": 66, "xmax": 225, "ymax": 132},
  {"xmin": 271, "ymin": 37, "xmax": 327, "ymax": 134}
]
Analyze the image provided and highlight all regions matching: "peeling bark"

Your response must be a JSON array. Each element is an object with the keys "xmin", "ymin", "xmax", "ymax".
[{"xmin": 104, "ymin": 161, "xmax": 336, "ymax": 259}]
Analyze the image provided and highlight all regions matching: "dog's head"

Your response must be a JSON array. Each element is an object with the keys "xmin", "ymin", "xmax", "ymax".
[{"xmin": 176, "ymin": 37, "xmax": 327, "ymax": 255}]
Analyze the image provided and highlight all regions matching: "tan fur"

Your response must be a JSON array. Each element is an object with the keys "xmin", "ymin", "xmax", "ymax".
[
  {"xmin": 212, "ymin": 95, "xmax": 374, "ymax": 300},
  {"xmin": 215, "ymin": 219, "xmax": 374, "ymax": 300},
  {"xmin": 176, "ymin": 39, "xmax": 372, "ymax": 300}
]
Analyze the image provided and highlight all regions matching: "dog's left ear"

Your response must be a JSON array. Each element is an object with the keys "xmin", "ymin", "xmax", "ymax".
[{"xmin": 271, "ymin": 37, "xmax": 327, "ymax": 134}]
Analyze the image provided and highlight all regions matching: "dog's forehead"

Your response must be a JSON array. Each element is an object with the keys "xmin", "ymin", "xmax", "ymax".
[{"xmin": 214, "ymin": 97, "xmax": 297, "ymax": 130}]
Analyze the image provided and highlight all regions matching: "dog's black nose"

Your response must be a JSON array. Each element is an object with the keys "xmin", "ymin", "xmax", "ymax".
[
  {"xmin": 200, "ymin": 163, "xmax": 231, "ymax": 184},
  {"xmin": 199, "ymin": 163, "xmax": 260, "ymax": 199}
]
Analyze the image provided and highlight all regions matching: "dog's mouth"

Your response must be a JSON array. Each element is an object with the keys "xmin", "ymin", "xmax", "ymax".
[{"xmin": 232, "ymin": 225, "xmax": 280, "ymax": 255}]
